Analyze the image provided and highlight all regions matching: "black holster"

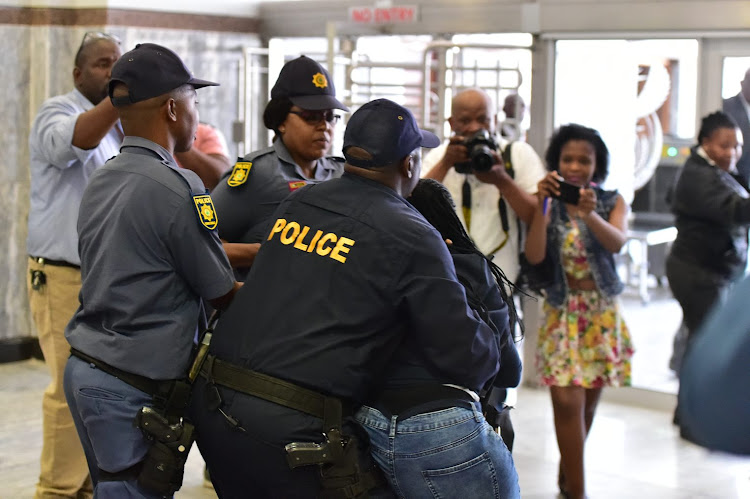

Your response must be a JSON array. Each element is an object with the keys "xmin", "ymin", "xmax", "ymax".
[
  {"xmin": 135, "ymin": 406, "xmax": 195, "ymax": 496},
  {"xmin": 200, "ymin": 355, "xmax": 385, "ymax": 498}
]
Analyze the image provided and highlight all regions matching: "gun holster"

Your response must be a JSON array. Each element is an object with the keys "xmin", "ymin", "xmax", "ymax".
[
  {"xmin": 286, "ymin": 428, "xmax": 378, "ymax": 499},
  {"xmin": 135, "ymin": 406, "xmax": 195, "ymax": 496}
]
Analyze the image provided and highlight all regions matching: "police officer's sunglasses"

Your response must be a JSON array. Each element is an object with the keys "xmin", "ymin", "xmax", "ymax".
[{"xmin": 289, "ymin": 110, "xmax": 341, "ymax": 125}]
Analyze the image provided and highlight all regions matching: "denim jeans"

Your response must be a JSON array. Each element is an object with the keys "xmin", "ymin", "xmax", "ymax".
[
  {"xmin": 64, "ymin": 355, "xmax": 165, "ymax": 499},
  {"xmin": 355, "ymin": 402, "xmax": 520, "ymax": 499}
]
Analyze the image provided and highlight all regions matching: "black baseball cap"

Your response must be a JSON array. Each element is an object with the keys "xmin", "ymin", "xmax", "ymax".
[
  {"xmin": 343, "ymin": 99, "xmax": 440, "ymax": 168},
  {"xmin": 108, "ymin": 43, "xmax": 218, "ymax": 107},
  {"xmin": 270, "ymin": 55, "xmax": 348, "ymax": 112}
]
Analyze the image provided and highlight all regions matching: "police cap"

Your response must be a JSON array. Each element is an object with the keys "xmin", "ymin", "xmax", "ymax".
[
  {"xmin": 270, "ymin": 55, "xmax": 348, "ymax": 112},
  {"xmin": 109, "ymin": 43, "xmax": 218, "ymax": 107},
  {"xmin": 343, "ymin": 98, "xmax": 440, "ymax": 168}
]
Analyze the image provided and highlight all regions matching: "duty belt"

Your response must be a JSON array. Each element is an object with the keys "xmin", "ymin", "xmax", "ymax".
[
  {"xmin": 199, "ymin": 354, "xmax": 350, "ymax": 421},
  {"xmin": 70, "ymin": 348, "xmax": 177, "ymax": 406},
  {"xmin": 29, "ymin": 255, "xmax": 80, "ymax": 269}
]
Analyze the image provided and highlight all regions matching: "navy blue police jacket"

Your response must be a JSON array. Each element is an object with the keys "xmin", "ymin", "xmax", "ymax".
[
  {"xmin": 376, "ymin": 251, "xmax": 518, "ymax": 393},
  {"xmin": 209, "ymin": 172, "xmax": 501, "ymax": 403}
]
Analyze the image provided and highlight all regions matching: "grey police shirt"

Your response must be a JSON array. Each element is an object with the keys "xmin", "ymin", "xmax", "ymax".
[
  {"xmin": 212, "ymin": 138, "xmax": 344, "ymax": 245},
  {"xmin": 65, "ymin": 136, "xmax": 235, "ymax": 380}
]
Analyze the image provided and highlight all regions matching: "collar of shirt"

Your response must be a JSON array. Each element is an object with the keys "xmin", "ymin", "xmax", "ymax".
[
  {"xmin": 71, "ymin": 88, "xmax": 95, "ymax": 112},
  {"xmin": 696, "ymin": 145, "xmax": 718, "ymax": 167},
  {"xmin": 273, "ymin": 138, "xmax": 338, "ymax": 181},
  {"xmin": 120, "ymin": 136, "xmax": 176, "ymax": 165},
  {"xmin": 341, "ymin": 171, "xmax": 414, "ymax": 207}
]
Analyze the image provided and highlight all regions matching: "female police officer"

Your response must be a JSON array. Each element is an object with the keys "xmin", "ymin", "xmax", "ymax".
[
  {"xmin": 211, "ymin": 55, "xmax": 349, "ymax": 276},
  {"xmin": 189, "ymin": 99, "xmax": 503, "ymax": 498}
]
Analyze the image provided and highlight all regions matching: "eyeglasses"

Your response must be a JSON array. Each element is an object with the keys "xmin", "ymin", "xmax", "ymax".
[
  {"xmin": 289, "ymin": 110, "xmax": 341, "ymax": 125},
  {"xmin": 79, "ymin": 31, "xmax": 121, "ymax": 48},
  {"xmin": 75, "ymin": 32, "xmax": 121, "ymax": 68}
]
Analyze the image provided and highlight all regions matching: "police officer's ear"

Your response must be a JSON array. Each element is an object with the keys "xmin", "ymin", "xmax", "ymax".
[
  {"xmin": 399, "ymin": 154, "xmax": 413, "ymax": 179},
  {"xmin": 165, "ymin": 97, "xmax": 178, "ymax": 123}
]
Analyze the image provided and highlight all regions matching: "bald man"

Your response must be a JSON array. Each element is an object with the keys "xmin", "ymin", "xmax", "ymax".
[
  {"xmin": 424, "ymin": 88, "xmax": 543, "ymax": 284},
  {"xmin": 27, "ymin": 32, "xmax": 122, "ymax": 499},
  {"xmin": 63, "ymin": 43, "xmax": 239, "ymax": 497},
  {"xmin": 501, "ymin": 93, "xmax": 527, "ymax": 141},
  {"xmin": 723, "ymin": 68, "xmax": 750, "ymax": 183}
]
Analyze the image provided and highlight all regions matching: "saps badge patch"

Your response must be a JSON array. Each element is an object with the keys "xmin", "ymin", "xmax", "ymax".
[
  {"xmin": 288, "ymin": 180, "xmax": 307, "ymax": 192},
  {"xmin": 193, "ymin": 194, "xmax": 218, "ymax": 230},
  {"xmin": 227, "ymin": 162, "xmax": 252, "ymax": 187}
]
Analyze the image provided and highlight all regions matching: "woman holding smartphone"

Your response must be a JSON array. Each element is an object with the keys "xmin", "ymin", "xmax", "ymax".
[{"xmin": 525, "ymin": 123, "xmax": 633, "ymax": 499}]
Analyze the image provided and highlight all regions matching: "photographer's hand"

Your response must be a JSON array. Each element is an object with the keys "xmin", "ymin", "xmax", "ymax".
[
  {"xmin": 424, "ymin": 136, "xmax": 468, "ymax": 182},
  {"xmin": 473, "ymin": 152, "xmax": 536, "ymax": 225}
]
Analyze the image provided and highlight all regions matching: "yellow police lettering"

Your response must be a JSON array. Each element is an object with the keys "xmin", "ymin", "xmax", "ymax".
[
  {"xmin": 316, "ymin": 233, "xmax": 337, "ymax": 256},
  {"xmin": 280, "ymin": 222, "xmax": 301, "ymax": 244},
  {"xmin": 294, "ymin": 225, "xmax": 310, "ymax": 251},
  {"xmin": 330, "ymin": 237, "xmax": 355, "ymax": 263},
  {"xmin": 267, "ymin": 218, "xmax": 356, "ymax": 263},
  {"xmin": 306, "ymin": 230, "xmax": 323, "ymax": 252},
  {"xmin": 268, "ymin": 218, "xmax": 287, "ymax": 241}
]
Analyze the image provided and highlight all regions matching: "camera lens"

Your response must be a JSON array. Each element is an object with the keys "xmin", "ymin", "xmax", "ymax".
[{"xmin": 470, "ymin": 145, "xmax": 494, "ymax": 172}]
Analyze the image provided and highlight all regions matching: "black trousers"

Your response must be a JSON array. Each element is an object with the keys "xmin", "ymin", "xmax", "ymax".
[
  {"xmin": 665, "ymin": 254, "xmax": 729, "ymax": 340},
  {"xmin": 189, "ymin": 376, "xmax": 323, "ymax": 498},
  {"xmin": 189, "ymin": 377, "xmax": 393, "ymax": 499}
]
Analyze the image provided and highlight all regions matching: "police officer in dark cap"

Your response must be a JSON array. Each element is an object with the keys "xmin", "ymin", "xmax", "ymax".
[
  {"xmin": 189, "ymin": 98, "xmax": 501, "ymax": 498},
  {"xmin": 63, "ymin": 43, "xmax": 240, "ymax": 497},
  {"xmin": 211, "ymin": 55, "xmax": 349, "ymax": 277}
]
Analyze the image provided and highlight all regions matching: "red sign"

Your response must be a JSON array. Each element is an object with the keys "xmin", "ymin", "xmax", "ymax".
[{"xmin": 348, "ymin": 5, "xmax": 419, "ymax": 24}]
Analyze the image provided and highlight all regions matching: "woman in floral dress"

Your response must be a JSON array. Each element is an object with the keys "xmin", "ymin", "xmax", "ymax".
[{"xmin": 525, "ymin": 124, "xmax": 634, "ymax": 499}]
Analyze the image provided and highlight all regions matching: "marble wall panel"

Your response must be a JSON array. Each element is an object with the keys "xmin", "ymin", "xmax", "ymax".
[{"xmin": 2, "ymin": 25, "xmax": 33, "ymax": 341}]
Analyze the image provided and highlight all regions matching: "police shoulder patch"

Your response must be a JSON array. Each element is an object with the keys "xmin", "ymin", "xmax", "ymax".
[
  {"xmin": 193, "ymin": 194, "xmax": 218, "ymax": 230},
  {"xmin": 227, "ymin": 162, "xmax": 252, "ymax": 187},
  {"xmin": 288, "ymin": 180, "xmax": 307, "ymax": 192}
]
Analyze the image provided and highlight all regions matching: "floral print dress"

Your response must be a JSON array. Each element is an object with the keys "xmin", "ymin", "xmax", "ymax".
[{"xmin": 537, "ymin": 220, "xmax": 634, "ymax": 388}]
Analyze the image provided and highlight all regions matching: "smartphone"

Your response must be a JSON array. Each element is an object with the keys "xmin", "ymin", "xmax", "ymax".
[{"xmin": 552, "ymin": 180, "xmax": 581, "ymax": 205}]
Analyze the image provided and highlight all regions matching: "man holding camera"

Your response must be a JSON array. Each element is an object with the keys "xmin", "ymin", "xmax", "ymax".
[
  {"xmin": 424, "ymin": 88, "xmax": 544, "ymax": 284},
  {"xmin": 424, "ymin": 88, "xmax": 545, "ymax": 450}
]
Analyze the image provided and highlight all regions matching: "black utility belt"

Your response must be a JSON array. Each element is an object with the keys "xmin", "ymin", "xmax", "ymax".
[
  {"xmin": 70, "ymin": 348, "xmax": 175, "ymax": 399},
  {"xmin": 199, "ymin": 354, "xmax": 352, "ymax": 422},
  {"xmin": 29, "ymin": 255, "xmax": 80, "ymax": 269},
  {"xmin": 369, "ymin": 384, "xmax": 477, "ymax": 422}
]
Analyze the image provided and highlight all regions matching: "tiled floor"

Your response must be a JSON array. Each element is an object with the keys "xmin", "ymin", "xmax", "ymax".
[{"xmin": 3, "ymin": 358, "xmax": 749, "ymax": 498}]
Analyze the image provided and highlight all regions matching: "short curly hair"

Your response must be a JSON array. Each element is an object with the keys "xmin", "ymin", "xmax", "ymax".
[
  {"xmin": 698, "ymin": 111, "xmax": 738, "ymax": 145},
  {"xmin": 544, "ymin": 123, "xmax": 610, "ymax": 184}
]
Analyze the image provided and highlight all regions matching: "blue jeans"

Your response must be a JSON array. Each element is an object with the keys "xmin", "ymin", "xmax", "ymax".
[
  {"xmin": 355, "ymin": 402, "xmax": 520, "ymax": 499},
  {"xmin": 64, "ymin": 355, "xmax": 165, "ymax": 499}
]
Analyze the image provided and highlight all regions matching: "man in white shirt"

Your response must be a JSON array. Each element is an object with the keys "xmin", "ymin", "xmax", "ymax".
[
  {"xmin": 27, "ymin": 31, "xmax": 122, "ymax": 499},
  {"xmin": 723, "ymin": 67, "xmax": 750, "ymax": 183},
  {"xmin": 424, "ymin": 88, "xmax": 544, "ymax": 284}
]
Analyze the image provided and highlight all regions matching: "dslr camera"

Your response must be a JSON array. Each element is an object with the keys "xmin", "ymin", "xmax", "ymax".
[{"xmin": 454, "ymin": 129, "xmax": 499, "ymax": 174}]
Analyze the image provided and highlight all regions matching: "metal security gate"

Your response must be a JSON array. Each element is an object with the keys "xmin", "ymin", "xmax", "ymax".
[{"xmin": 234, "ymin": 37, "xmax": 533, "ymax": 155}]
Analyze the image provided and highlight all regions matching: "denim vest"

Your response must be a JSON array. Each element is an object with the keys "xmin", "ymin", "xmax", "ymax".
[{"xmin": 542, "ymin": 187, "xmax": 624, "ymax": 307}]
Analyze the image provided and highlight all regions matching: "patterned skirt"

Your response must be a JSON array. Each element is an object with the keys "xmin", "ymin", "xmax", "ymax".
[{"xmin": 536, "ymin": 290, "xmax": 634, "ymax": 388}]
